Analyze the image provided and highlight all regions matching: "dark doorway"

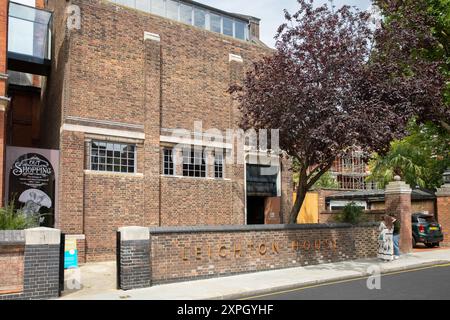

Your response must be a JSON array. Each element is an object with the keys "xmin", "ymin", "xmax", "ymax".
[{"xmin": 247, "ymin": 196, "xmax": 266, "ymax": 225}]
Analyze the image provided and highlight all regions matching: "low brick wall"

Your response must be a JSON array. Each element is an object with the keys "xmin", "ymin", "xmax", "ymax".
[
  {"xmin": 117, "ymin": 223, "xmax": 379, "ymax": 289},
  {"xmin": 319, "ymin": 210, "xmax": 385, "ymax": 223},
  {"xmin": 0, "ymin": 228, "xmax": 61, "ymax": 300}
]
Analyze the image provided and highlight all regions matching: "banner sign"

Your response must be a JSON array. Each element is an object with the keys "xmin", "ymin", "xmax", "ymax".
[{"xmin": 6, "ymin": 148, "xmax": 58, "ymax": 228}]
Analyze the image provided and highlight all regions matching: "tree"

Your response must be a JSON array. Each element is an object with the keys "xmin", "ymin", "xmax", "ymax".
[
  {"xmin": 372, "ymin": 0, "xmax": 449, "ymax": 132},
  {"xmin": 231, "ymin": 0, "xmax": 410, "ymax": 224},
  {"xmin": 368, "ymin": 120, "xmax": 450, "ymax": 189}
]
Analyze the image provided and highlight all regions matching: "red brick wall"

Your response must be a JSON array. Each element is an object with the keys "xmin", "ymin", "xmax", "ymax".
[
  {"xmin": 149, "ymin": 224, "xmax": 378, "ymax": 284},
  {"xmin": 437, "ymin": 196, "xmax": 450, "ymax": 246},
  {"xmin": 0, "ymin": 245, "xmax": 25, "ymax": 295}
]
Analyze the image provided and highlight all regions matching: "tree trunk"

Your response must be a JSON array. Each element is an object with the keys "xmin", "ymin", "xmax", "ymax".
[
  {"xmin": 439, "ymin": 120, "xmax": 450, "ymax": 134},
  {"xmin": 288, "ymin": 182, "xmax": 307, "ymax": 224}
]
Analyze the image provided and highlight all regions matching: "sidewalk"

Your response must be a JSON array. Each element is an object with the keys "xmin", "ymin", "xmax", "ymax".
[{"xmin": 59, "ymin": 248, "xmax": 450, "ymax": 300}]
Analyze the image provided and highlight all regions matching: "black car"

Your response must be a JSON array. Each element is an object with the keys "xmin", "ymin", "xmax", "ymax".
[{"xmin": 412, "ymin": 212, "xmax": 444, "ymax": 248}]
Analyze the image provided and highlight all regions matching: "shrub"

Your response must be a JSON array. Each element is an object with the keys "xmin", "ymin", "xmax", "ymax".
[
  {"xmin": 334, "ymin": 202, "xmax": 367, "ymax": 225},
  {"xmin": 0, "ymin": 202, "xmax": 41, "ymax": 230}
]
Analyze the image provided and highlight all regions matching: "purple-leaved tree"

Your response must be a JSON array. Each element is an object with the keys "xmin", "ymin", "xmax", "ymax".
[{"xmin": 231, "ymin": 0, "xmax": 423, "ymax": 223}]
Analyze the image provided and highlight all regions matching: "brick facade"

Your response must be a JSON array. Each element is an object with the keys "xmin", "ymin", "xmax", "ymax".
[
  {"xmin": 117, "ymin": 224, "xmax": 379, "ymax": 289},
  {"xmin": 41, "ymin": 0, "xmax": 292, "ymax": 262}
]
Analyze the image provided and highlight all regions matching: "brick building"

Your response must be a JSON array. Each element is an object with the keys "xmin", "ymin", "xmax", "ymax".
[{"xmin": 1, "ymin": 0, "xmax": 293, "ymax": 262}]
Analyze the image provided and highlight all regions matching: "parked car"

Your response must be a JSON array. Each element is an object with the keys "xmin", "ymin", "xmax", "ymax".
[{"xmin": 412, "ymin": 212, "xmax": 444, "ymax": 248}]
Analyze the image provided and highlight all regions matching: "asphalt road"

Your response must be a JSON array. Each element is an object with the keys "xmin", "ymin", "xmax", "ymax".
[{"xmin": 244, "ymin": 264, "xmax": 450, "ymax": 300}]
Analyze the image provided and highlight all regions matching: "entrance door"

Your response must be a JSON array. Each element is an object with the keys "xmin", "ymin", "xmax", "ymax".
[{"xmin": 247, "ymin": 196, "xmax": 265, "ymax": 225}]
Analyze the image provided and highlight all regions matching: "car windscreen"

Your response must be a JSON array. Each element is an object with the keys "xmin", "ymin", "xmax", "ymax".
[{"xmin": 417, "ymin": 216, "xmax": 436, "ymax": 223}]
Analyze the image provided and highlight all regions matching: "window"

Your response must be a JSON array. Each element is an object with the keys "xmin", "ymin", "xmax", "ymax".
[
  {"xmin": 194, "ymin": 8, "xmax": 206, "ymax": 29},
  {"xmin": 135, "ymin": 0, "xmax": 151, "ymax": 12},
  {"xmin": 90, "ymin": 141, "xmax": 136, "ymax": 173},
  {"xmin": 151, "ymin": 0, "xmax": 165, "ymax": 17},
  {"xmin": 180, "ymin": 3, "xmax": 193, "ymax": 25},
  {"xmin": 163, "ymin": 148, "xmax": 174, "ymax": 176},
  {"xmin": 223, "ymin": 17, "xmax": 233, "ymax": 37},
  {"xmin": 214, "ymin": 153, "xmax": 224, "ymax": 179},
  {"xmin": 183, "ymin": 147, "xmax": 206, "ymax": 177},
  {"xmin": 166, "ymin": 0, "xmax": 179, "ymax": 20},
  {"xmin": 209, "ymin": 13, "xmax": 221, "ymax": 33},
  {"xmin": 235, "ymin": 21, "xmax": 247, "ymax": 40}
]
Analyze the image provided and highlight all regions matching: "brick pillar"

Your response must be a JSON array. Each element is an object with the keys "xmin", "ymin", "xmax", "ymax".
[
  {"xmin": 436, "ymin": 169, "xmax": 450, "ymax": 247},
  {"xmin": 143, "ymin": 32, "xmax": 162, "ymax": 227},
  {"xmin": 23, "ymin": 227, "xmax": 61, "ymax": 300},
  {"xmin": 117, "ymin": 227, "xmax": 151, "ymax": 290},
  {"xmin": 229, "ymin": 53, "xmax": 245, "ymax": 225},
  {"xmin": 385, "ymin": 176, "xmax": 412, "ymax": 254}
]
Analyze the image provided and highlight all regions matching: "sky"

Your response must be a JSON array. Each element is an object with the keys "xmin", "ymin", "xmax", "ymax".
[{"xmin": 199, "ymin": 0, "xmax": 372, "ymax": 47}]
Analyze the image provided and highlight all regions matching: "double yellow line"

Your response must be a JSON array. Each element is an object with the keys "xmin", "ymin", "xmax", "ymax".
[{"xmin": 240, "ymin": 263, "xmax": 450, "ymax": 300}]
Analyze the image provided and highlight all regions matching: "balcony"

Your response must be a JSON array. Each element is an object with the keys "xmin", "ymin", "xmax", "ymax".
[{"xmin": 8, "ymin": 2, "xmax": 52, "ymax": 76}]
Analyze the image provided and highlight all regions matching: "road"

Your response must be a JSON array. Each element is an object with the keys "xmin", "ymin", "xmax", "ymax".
[{"xmin": 244, "ymin": 264, "xmax": 450, "ymax": 300}]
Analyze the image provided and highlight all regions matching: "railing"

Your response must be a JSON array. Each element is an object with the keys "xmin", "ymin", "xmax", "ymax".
[{"xmin": 8, "ymin": 1, "xmax": 53, "ymax": 62}]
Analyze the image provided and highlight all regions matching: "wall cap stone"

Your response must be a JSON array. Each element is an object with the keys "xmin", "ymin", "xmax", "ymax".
[
  {"xmin": 229, "ymin": 53, "xmax": 243, "ymax": 63},
  {"xmin": 385, "ymin": 180, "xmax": 412, "ymax": 195},
  {"xmin": 436, "ymin": 184, "xmax": 450, "ymax": 197},
  {"xmin": 0, "ymin": 230, "xmax": 25, "ymax": 244},
  {"xmin": 148, "ymin": 223, "xmax": 379, "ymax": 235},
  {"xmin": 25, "ymin": 227, "xmax": 61, "ymax": 245},
  {"xmin": 119, "ymin": 226, "xmax": 150, "ymax": 241},
  {"xmin": 144, "ymin": 32, "xmax": 161, "ymax": 42}
]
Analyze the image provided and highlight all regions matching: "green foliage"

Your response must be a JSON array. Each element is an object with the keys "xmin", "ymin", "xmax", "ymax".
[
  {"xmin": 367, "ymin": 120, "xmax": 450, "ymax": 189},
  {"xmin": 334, "ymin": 202, "xmax": 367, "ymax": 225},
  {"xmin": 0, "ymin": 202, "xmax": 41, "ymax": 230},
  {"xmin": 312, "ymin": 171, "xmax": 339, "ymax": 189}
]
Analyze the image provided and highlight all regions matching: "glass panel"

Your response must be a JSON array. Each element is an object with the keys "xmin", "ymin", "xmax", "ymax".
[
  {"xmin": 166, "ymin": 0, "xmax": 179, "ymax": 20},
  {"xmin": 223, "ymin": 17, "xmax": 233, "ymax": 36},
  {"xmin": 8, "ymin": 2, "xmax": 52, "ymax": 59},
  {"xmin": 180, "ymin": 3, "xmax": 192, "ymax": 25},
  {"xmin": 151, "ymin": 0, "xmax": 165, "ymax": 17},
  {"xmin": 116, "ymin": 0, "xmax": 135, "ymax": 7},
  {"xmin": 135, "ymin": 0, "xmax": 151, "ymax": 12},
  {"xmin": 235, "ymin": 21, "xmax": 246, "ymax": 40},
  {"xmin": 209, "ymin": 13, "xmax": 221, "ymax": 33},
  {"xmin": 194, "ymin": 8, "xmax": 206, "ymax": 29}
]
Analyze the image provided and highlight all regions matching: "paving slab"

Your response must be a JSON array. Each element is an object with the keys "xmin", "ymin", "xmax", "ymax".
[{"xmin": 58, "ymin": 249, "xmax": 450, "ymax": 300}]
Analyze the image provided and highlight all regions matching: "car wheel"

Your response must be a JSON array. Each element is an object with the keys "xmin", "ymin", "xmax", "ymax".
[
  {"xmin": 412, "ymin": 237, "xmax": 417, "ymax": 248},
  {"xmin": 425, "ymin": 243, "xmax": 434, "ymax": 248}
]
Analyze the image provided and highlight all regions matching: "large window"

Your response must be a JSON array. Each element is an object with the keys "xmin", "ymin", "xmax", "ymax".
[
  {"xmin": 183, "ymin": 147, "xmax": 206, "ymax": 177},
  {"xmin": 222, "ymin": 17, "xmax": 233, "ymax": 37},
  {"xmin": 180, "ymin": 3, "xmax": 193, "ymax": 25},
  {"xmin": 209, "ymin": 13, "xmax": 222, "ymax": 33},
  {"xmin": 110, "ymin": 0, "xmax": 248, "ymax": 41},
  {"xmin": 90, "ymin": 141, "xmax": 136, "ymax": 173},
  {"xmin": 163, "ymin": 148, "xmax": 174, "ymax": 176},
  {"xmin": 194, "ymin": 8, "xmax": 206, "ymax": 29},
  {"xmin": 166, "ymin": 0, "xmax": 179, "ymax": 20}
]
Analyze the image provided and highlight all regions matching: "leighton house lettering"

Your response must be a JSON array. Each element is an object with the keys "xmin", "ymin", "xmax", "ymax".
[{"xmin": 180, "ymin": 239, "xmax": 338, "ymax": 260}]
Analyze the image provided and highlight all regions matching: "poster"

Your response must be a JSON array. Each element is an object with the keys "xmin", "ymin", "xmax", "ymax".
[
  {"xmin": 8, "ymin": 152, "xmax": 56, "ymax": 227},
  {"xmin": 64, "ymin": 238, "xmax": 78, "ymax": 269}
]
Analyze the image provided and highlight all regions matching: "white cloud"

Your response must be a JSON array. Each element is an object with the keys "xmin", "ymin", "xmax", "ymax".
[{"xmin": 198, "ymin": 0, "xmax": 372, "ymax": 47}]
